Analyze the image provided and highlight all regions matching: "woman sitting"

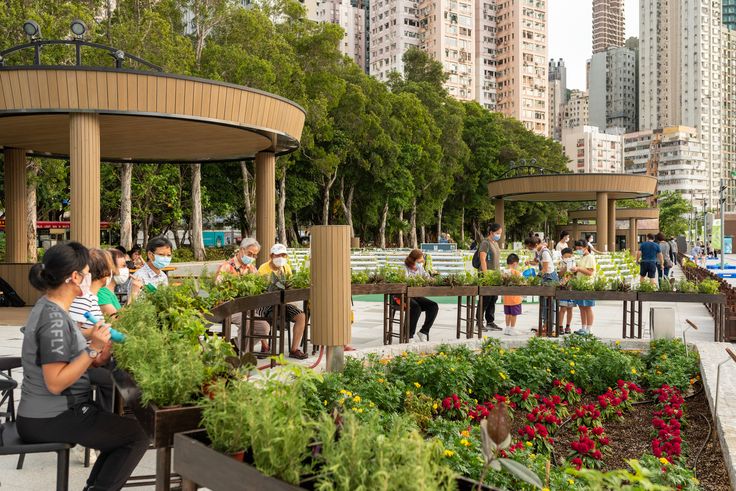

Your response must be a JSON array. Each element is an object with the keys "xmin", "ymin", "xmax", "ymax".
[
  {"xmin": 17, "ymin": 242, "xmax": 148, "ymax": 490},
  {"xmin": 404, "ymin": 249, "xmax": 438, "ymax": 342}
]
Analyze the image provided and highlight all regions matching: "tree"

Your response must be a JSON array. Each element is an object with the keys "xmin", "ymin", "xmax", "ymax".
[{"xmin": 658, "ymin": 191, "xmax": 693, "ymax": 237}]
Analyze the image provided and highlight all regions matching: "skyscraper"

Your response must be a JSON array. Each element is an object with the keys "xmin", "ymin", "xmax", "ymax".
[
  {"xmin": 592, "ymin": 0, "xmax": 625, "ymax": 53},
  {"xmin": 315, "ymin": 0, "xmax": 368, "ymax": 71},
  {"xmin": 639, "ymin": 0, "xmax": 722, "ymax": 208},
  {"xmin": 725, "ymin": 0, "xmax": 736, "ymax": 30},
  {"xmin": 589, "ymin": 46, "xmax": 638, "ymax": 133},
  {"xmin": 548, "ymin": 59, "xmax": 567, "ymax": 141},
  {"xmin": 369, "ymin": 0, "xmax": 421, "ymax": 81}
]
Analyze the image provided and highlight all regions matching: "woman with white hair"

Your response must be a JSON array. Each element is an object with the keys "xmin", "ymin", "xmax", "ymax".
[{"xmin": 215, "ymin": 238, "xmax": 271, "ymax": 352}]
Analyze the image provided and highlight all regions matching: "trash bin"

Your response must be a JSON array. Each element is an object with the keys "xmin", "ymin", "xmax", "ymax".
[{"xmin": 649, "ymin": 307, "xmax": 676, "ymax": 339}]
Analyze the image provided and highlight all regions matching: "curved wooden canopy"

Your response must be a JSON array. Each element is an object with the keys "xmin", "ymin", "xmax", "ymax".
[
  {"xmin": 0, "ymin": 67, "xmax": 305, "ymax": 162},
  {"xmin": 488, "ymin": 174, "xmax": 657, "ymax": 201},
  {"xmin": 567, "ymin": 208, "xmax": 659, "ymax": 220}
]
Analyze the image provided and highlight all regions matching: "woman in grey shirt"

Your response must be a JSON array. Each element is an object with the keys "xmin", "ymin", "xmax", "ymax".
[{"xmin": 17, "ymin": 242, "xmax": 148, "ymax": 491}]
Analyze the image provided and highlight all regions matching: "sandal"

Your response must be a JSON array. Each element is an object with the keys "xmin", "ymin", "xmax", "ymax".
[{"xmin": 289, "ymin": 349, "xmax": 308, "ymax": 360}]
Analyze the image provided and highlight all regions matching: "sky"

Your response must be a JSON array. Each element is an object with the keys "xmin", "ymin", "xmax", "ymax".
[{"xmin": 548, "ymin": 0, "xmax": 640, "ymax": 90}]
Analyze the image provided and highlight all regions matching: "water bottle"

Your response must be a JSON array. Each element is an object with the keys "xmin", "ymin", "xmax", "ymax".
[
  {"xmin": 83, "ymin": 312, "xmax": 126, "ymax": 343},
  {"xmin": 144, "ymin": 283, "xmax": 157, "ymax": 293}
]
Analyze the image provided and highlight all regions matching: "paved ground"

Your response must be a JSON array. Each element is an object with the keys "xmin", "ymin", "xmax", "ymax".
[{"xmin": 0, "ymin": 264, "xmax": 730, "ymax": 490}]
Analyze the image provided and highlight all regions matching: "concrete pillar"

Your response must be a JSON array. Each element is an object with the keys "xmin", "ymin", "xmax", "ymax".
[
  {"xmin": 571, "ymin": 219, "xmax": 578, "ymax": 242},
  {"xmin": 607, "ymin": 200, "xmax": 616, "ymax": 252},
  {"xmin": 629, "ymin": 218, "xmax": 638, "ymax": 254},
  {"xmin": 596, "ymin": 192, "xmax": 609, "ymax": 252},
  {"xmin": 311, "ymin": 225, "xmax": 351, "ymax": 371},
  {"xmin": 69, "ymin": 113, "xmax": 100, "ymax": 248},
  {"xmin": 255, "ymin": 151, "xmax": 276, "ymax": 265},
  {"xmin": 494, "ymin": 198, "xmax": 505, "ymax": 247},
  {"xmin": 4, "ymin": 148, "xmax": 29, "ymax": 262}
]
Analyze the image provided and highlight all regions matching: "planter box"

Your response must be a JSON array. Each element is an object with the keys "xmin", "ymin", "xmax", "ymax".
[
  {"xmin": 556, "ymin": 290, "xmax": 637, "ymax": 302},
  {"xmin": 174, "ymin": 430, "xmax": 304, "ymax": 491},
  {"xmin": 112, "ymin": 369, "xmax": 202, "ymax": 448},
  {"xmin": 407, "ymin": 285, "xmax": 478, "ymax": 298},
  {"xmin": 479, "ymin": 285, "xmax": 556, "ymax": 297},
  {"xmin": 351, "ymin": 283, "xmax": 406, "ymax": 295},
  {"xmin": 283, "ymin": 288, "xmax": 310, "ymax": 304},
  {"xmin": 208, "ymin": 292, "xmax": 282, "ymax": 323},
  {"xmin": 637, "ymin": 292, "xmax": 725, "ymax": 304}
]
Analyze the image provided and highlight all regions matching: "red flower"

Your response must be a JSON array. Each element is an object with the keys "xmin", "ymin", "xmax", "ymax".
[
  {"xmin": 592, "ymin": 450, "xmax": 602, "ymax": 460},
  {"xmin": 571, "ymin": 457, "xmax": 583, "ymax": 470},
  {"xmin": 592, "ymin": 427, "xmax": 604, "ymax": 436}
]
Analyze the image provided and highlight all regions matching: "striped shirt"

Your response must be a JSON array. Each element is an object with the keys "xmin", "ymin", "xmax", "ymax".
[{"xmin": 69, "ymin": 293, "xmax": 104, "ymax": 325}]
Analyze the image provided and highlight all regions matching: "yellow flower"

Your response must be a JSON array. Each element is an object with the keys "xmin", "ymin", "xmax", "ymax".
[
  {"xmin": 369, "ymin": 401, "xmax": 375, "ymax": 408},
  {"xmin": 500, "ymin": 372, "xmax": 507, "ymax": 380},
  {"xmin": 460, "ymin": 438, "xmax": 471, "ymax": 447},
  {"xmin": 377, "ymin": 378, "xmax": 385, "ymax": 383},
  {"xmin": 353, "ymin": 395, "xmax": 361, "ymax": 403},
  {"xmin": 569, "ymin": 361, "xmax": 575, "ymax": 367},
  {"xmin": 567, "ymin": 479, "xmax": 575, "ymax": 485},
  {"xmin": 529, "ymin": 453, "xmax": 536, "ymax": 460},
  {"xmin": 323, "ymin": 400, "xmax": 328, "ymax": 406},
  {"xmin": 351, "ymin": 407, "xmax": 358, "ymax": 412},
  {"xmin": 338, "ymin": 399, "xmax": 345, "ymax": 406},
  {"xmin": 615, "ymin": 340, "xmax": 621, "ymax": 346},
  {"xmin": 499, "ymin": 349, "xmax": 505, "ymax": 355},
  {"xmin": 570, "ymin": 369, "xmax": 575, "ymax": 375},
  {"xmin": 546, "ymin": 368, "xmax": 551, "ymax": 373},
  {"xmin": 444, "ymin": 449, "xmax": 455, "ymax": 457},
  {"xmin": 690, "ymin": 378, "xmax": 695, "ymax": 385},
  {"xmin": 525, "ymin": 441, "xmax": 533, "ymax": 447},
  {"xmin": 656, "ymin": 370, "xmax": 662, "ymax": 375},
  {"xmin": 659, "ymin": 457, "xmax": 669, "ymax": 465},
  {"xmin": 661, "ymin": 354, "xmax": 667, "ymax": 360},
  {"xmin": 357, "ymin": 408, "xmax": 364, "ymax": 413},
  {"xmin": 450, "ymin": 367, "xmax": 456, "ymax": 372},
  {"xmin": 414, "ymin": 382, "xmax": 421, "ymax": 388},
  {"xmin": 406, "ymin": 390, "xmax": 412, "ymax": 396},
  {"xmin": 432, "ymin": 403, "xmax": 438, "ymax": 410},
  {"xmin": 439, "ymin": 351, "xmax": 445, "ymax": 356},
  {"xmin": 468, "ymin": 388, "xmax": 473, "ymax": 394},
  {"xmin": 339, "ymin": 389, "xmax": 347, "ymax": 395},
  {"xmin": 542, "ymin": 488, "xmax": 550, "ymax": 491},
  {"xmin": 460, "ymin": 430, "xmax": 470, "ymax": 437},
  {"xmin": 631, "ymin": 368, "xmax": 637, "ymax": 375}
]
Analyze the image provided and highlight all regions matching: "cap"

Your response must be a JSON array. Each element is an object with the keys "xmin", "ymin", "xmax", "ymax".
[{"xmin": 270, "ymin": 243, "xmax": 288, "ymax": 255}]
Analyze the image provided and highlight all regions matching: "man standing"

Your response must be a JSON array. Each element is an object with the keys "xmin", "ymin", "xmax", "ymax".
[
  {"xmin": 637, "ymin": 234, "xmax": 663, "ymax": 284},
  {"xmin": 477, "ymin": 223, "xmax": 502, "ymax": 331}
]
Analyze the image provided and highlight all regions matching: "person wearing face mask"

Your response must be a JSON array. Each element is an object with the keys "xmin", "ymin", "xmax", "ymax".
[
  {"xmin": 257, "ymin": 244, "xmax": 309, "ymax": 359},
  {"xmin": 557, "ymin": 247, "xmax": 576, "ymax": 335},
  {"xmin": 215, "ymin": 238, "xmax": 271, "ymax": 353},
  {"xmin": 99, "ymin": 248, "xmax": 129, "ymax": 315},
  {"xmin": 476, "ymin": 223, "xmax": 503, "ymax": 331},
  {"xmin": 404, "ymin": 249, "xmax": 439, "ymax": 342},
  {"xmin": 128, "ymin": 236, "xmax": 173, "ymax": 300},
  {"xmin": 524, "ymin": 236, "xmax": 558, "ymax": 333},
  {"xmin": 17, "ymin": 242, "xmax": 149, "ymax": 491},
  {"xmin": 571, "ymin": 240, "xmax": 596, "ymax": 336},
  {"xmin": 555, "ymin": 231, "xmax": 571, "ymax": 253}
]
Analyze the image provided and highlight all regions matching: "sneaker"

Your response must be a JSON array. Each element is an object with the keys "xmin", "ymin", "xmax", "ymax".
[
  {"xmin": 488, "ymin": 322, "xmax": 503, "ymax": 331},
  {"xmin": 564, "ymin": 327, "xmax": 571, "ymax": 335},
  {"xmin": 417, "ymin": 332, "xmax": 429, "ymax": 342},
  {"xmin": 289, "ymin": 349, "xmax": 308, "ymax": 360},
  {"xmin": 573, "ymin": 328, "xmax": 590, "ymax": 336}
]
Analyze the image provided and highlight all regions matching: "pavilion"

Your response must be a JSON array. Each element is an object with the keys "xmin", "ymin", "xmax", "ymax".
[
  {"xmin": 488, "ymin": 173, "xmax": 657, "ymax": 251},
  {"xmin": 0, "ymin": 33, "xmax": 304, "ymax": 303}
]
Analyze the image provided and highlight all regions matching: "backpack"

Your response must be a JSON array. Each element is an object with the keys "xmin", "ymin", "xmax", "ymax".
[
  {"xmin": 472, "ymin": 240, "xmax": 491, "ymax": 270},
  {"xmin": 0, "ymin": 276, "xmax": 25, "ymax": 307}
]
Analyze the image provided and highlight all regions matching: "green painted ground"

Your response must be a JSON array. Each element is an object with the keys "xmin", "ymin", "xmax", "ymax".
[{"xmin": 352, "ymin": 295, "xmax": 539, "ymax": 304}]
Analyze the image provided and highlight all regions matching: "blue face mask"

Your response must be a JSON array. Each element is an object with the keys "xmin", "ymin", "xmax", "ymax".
[
  {"xmin": 575, "ymin": 249, "xmax": 584, "ymax": 256},
  {"xmin": 493, "ymin": 233, "xmax": 502, "ymax": 241},
  {"xmin": 239, "ymin": 253, "xmax": 254, "ymax": 265},
  {"xmin": 152, "ymin": 254, "xmax": 171, "ymax": 269}
]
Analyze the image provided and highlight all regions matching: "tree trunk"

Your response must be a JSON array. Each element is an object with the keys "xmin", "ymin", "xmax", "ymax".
[
  {"xmin": 437, "ymin": 200, "xmax": 444, "ymax": 239},
  {"xmin": 420, "ymin": 225, "xmax": 425, "ymax": 245},
  {"xmin": 120, "ymin": 162, "xmax": 133, "ymax": 250},
  {"xmin": 379, "ymin": 199, "xmax": 389, "ymax": 248},
  {"xmin": 460, "ymin": 206, "xmax": 465, "ymax": 244},
  {"xmin": 241, "ymin": 161, "xmax": 256, "ymax": 236},
  {"xmin": 339, "ymin": 176, "xmax": 355, "ymax": 237},
  {"xmin": 322, "ymin": 171, "xmax": 338, "ymax": 225},
  {"xmin": 191, "ymin": 163, "xmax": 206, "ymax": 260},
  {"xmin": 278, "ymin": 170, "xmax": 287, "ymax": 245},
  {"xmin": 398, "ymin": 209, "xmax": 404, "ymax": 248},
  {"xmin": 409, "ymin": 199, "xmax": 418, "ymax": 249},
  {"xmin": 472, "ymin": 219, "xmax": 481, "ymax": 243},
  {"xmin": 172, "ymin": 229, "xmax": 182, "ymax": 249},
  {"xmin": 26, "ymin": 159, "xmax": 39, "ymax": 262}
]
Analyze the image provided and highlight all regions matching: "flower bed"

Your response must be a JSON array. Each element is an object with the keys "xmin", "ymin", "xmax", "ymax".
[{"xmin": 188, "ymin": 336, "xmax": 728, "ymax": 490}]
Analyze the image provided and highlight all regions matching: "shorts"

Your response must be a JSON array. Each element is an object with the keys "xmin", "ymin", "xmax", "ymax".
[
  {"xmin": 575, "ymin": 299, "xmax": 596, "ymax": 307},
  {"xmin": 504, "ymin": 304, "xmax": 522, "ymax": 316},
  {"xmin": 640, "ymin": 261, "xmax": 657, "ymax": 278},
  {"xmin": 558, "ymin": 300, "xmax": 575, "ymax": 308},
  {"xmin": 258, "ymin": 304, "xmax": 303, "ymax": 323}
]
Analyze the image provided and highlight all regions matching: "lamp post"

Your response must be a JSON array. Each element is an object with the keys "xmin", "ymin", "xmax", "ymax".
[{"xmin": 721, "ymin": 178, "xmax": 727, "ymax": 270}]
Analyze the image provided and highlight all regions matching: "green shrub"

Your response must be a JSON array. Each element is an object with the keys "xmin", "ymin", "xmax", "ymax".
[
  {"xmin": 675, "ymin": 280, "xmax": 698, "ymax": 293},
  {"xmin": 698, "ymin": 278, "xmax": 721, "ymax": 294},
  {"xmin": 642, "ymin": 339, "xmax": 699, "ymax": 392},
  {"xmin": 477, "ymin": 270, "xmax": 503, "ymax": 286},
  {"xmin": 636, "ymin": 281, "xmax": 658, "ymax": 293}
]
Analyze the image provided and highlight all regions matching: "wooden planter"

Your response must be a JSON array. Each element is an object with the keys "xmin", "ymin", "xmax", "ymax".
[
  {"xmin": 556, "ymin": 290, "xmax": 639, "ymax": 339},
  {"xmin": 282, "ymin": 288, "xmax": 311, "ymax": 354},
  {"xmin": 173, "ymin": 430, "xmax": 503, "ymax": 491},
  {"xmin": 636, "ymin": 292, "xmax": 725, "ymax": 304},
  {"xmin": 406, "ymin": 285, "xmax": 478, "ymax": 298},
  {"xmin": 478, "ymin": 285, "xmax": 556, "ymax": 297},
  {"xmin": 350, "ymin": 283, "xmax": 406, "ymax": 295},
  {"xmin": 208, "ymin": 292, "xmax": 282, "ymax": 355},
  {"xmin": 283, "ymin": 287, "xmax": 310, "ymax": 304},
  {"xmin": 406, "ymin": 285, "xmax": 478, "ymax": 340},
  {"xmin": 351, "ymin": 283, "xmax": 408, "ymax": 345}
]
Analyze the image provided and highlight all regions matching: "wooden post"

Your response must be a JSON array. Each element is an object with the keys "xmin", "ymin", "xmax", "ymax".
[
  {"xmin": 3, "ymin": 148, "xmax": 29, "ymax": 262},
  {"xmin": 70, "ymin": 113, "xmax": 101, "ymax": 248},
  {"xmin": 255, "ymin": 151, "xmax": 276, "ymax": 265},
  {"xmin": 607, "ymin": 200, "xmax": 616, "ymax": 252},
  {"xmin": 494, "ymin": 198, "xmax": 505, "ymax": 246},
  {"xmin": 629, "ymin": 218, "xmax": 638, "ymax": 254},
  {"xmin": 596, "ymin": 192, "xmax": 608, "ymax": 252},
  {"xmin": 311, "ymin": 225, "xmax": 351, "ymax": 371}
]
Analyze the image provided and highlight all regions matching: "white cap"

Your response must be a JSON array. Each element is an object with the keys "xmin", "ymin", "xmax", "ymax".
[{"xmin": 270, "ymin": 243, "xmax": 288, "ymax": 255}]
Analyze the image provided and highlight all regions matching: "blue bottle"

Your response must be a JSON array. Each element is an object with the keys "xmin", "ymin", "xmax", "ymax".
[{"xmin": 83, "ymin": 312, "xmax": 126, "ymax": 343}]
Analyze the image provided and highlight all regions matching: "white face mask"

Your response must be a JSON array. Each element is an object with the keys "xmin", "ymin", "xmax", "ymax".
[
  {"xmin": 272, "ymin": 257, "xmax": 287, "ymax": 268},
  {"xmin": 114, "ymin": 267, "xmax": 130, "ymax": 285},
  {"xmin": 78, "ymin": 272, "xmax": 92, "ymax": 297}
]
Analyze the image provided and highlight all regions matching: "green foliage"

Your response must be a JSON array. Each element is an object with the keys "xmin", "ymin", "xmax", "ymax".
[
  {"xmin": 476, "ymin": 270, "xmax": 503, "ymax": 286},
  {"xmin": 568, "ymin": 454, "xmax": 699, "ymax": 490},
  {"xmin": 369, "ymin": 266, "xmax": 407, "ymax": 284},
  {"xmin": 658, "ymin": 278, "xmax": 675, "ymax": 292},
  {"xmin": 658, "ymin": 191, "xmax": 694, "ymax": 238},
  {"xmin": 204, "ymin": 273, "xmax": 269, "ymax": 306},
  {"xmin": 351, "ymin": 270, "xmax": 370, "ymax": 284},
  {"xmin": 642, "ymin": 339, "xmax": 699, "ymax": 392},
  {"xmin": 636, "ymin": 281, "xmax": 659, "ymax": 293},
  {"xmin": 675, "ymin": 279, "xmax": 698, "ymax": 293},
  {"xmin": 201, "ymin": 334, "xmax": 237, "ymax": 380},
  {"xmin": 698, "ymin": 278, "xmax": 721, "ymax": 294},
  {"xmin": 287, "ymin": 267, "xmax": 311, "ymax": 289},
  {"xmin": 567, "ymin": 276, "xmax": 594, "ymax": 291}
]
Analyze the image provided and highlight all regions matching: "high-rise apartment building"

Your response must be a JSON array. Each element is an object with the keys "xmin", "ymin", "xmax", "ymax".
[
  {"xmin": 563, "ymin": 89, "xmax": 589, "ymax": 129},
  {"xmin": 369, "ymin": 0, "xmax": 421, "ymax": 81},
  {"xmin": 624, "ymin": 127, "xmax": 707, "ymax": 205},
  {"xmin": 419, "ymin": 0, "xmax": 476, "ymax": 100},
  {"xmin": 315, "ymin": 0, "xmax": 368, "ymax": 71},
  {"xmin": 548, "ymin": 58, "xmax": 567, "ymax": 141},
  {"xmin": 589, "ymin": 46, "xmax": 638, "ymax": 133},
  {"xmin": 639, "ymin": 0, "xmax": 723, "ymax": 207},
  {"xmin": 725, "ymin": 0, "xmax": 736, "ymax": 30},
  {"xmin": 474, "ymin": 0, "xmax": 498, "ymax": 109},
  {"xmin": 592, "ymin": 0, "xmax": 625, "ymax": 53},
  {"xmin": 723, "ymin": 26, "xmax": 736, "ymax": 210},
  {"xmin": 562, "ymin": 125, "xmax": 624, "ymax": 173}
]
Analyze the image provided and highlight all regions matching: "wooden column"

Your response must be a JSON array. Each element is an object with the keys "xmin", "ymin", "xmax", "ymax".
[
  {"xmin": 311, "ymin": 225, "xmax": 351, "ymax": 370},
  {"xmin": 571, "ymin": 219, "xmax": 578, "ymax": 242},
  {"xmin": 596, "ymin": 192, "xmax": 609, "ymax": 252},
  {"xmin": 494, "ymin": 198, "xmax": 505, "ymax": 247},
  {"xmin": 70, "ymin": 113, "xmax": 100, "ymax": 248},
  {"xmin": 255, "ymin": 151, "xmax": 276, "ymax": 265},
  {"xmin": 4, "ymin": 148, "xmax": 28, "ymax": 262},
  {"xmin": 607, "ymin": 200, "xmax": 617, "ymax": 252},
  {"xmin": 629, "ymin": 218, "xmax": 638, "ymax": 254}
]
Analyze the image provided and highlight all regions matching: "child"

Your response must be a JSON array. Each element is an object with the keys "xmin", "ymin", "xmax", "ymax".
[
  {"xmin": 558, "ymin": 247, "xmax": 576, "ymax": 334},
  {"xmin": 503, "ymin": 254, "xmax": 523, "ymax": 336},
  {"xmin": 573, "ymin": 240, "xmax": 597, "ymax": 336}
]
